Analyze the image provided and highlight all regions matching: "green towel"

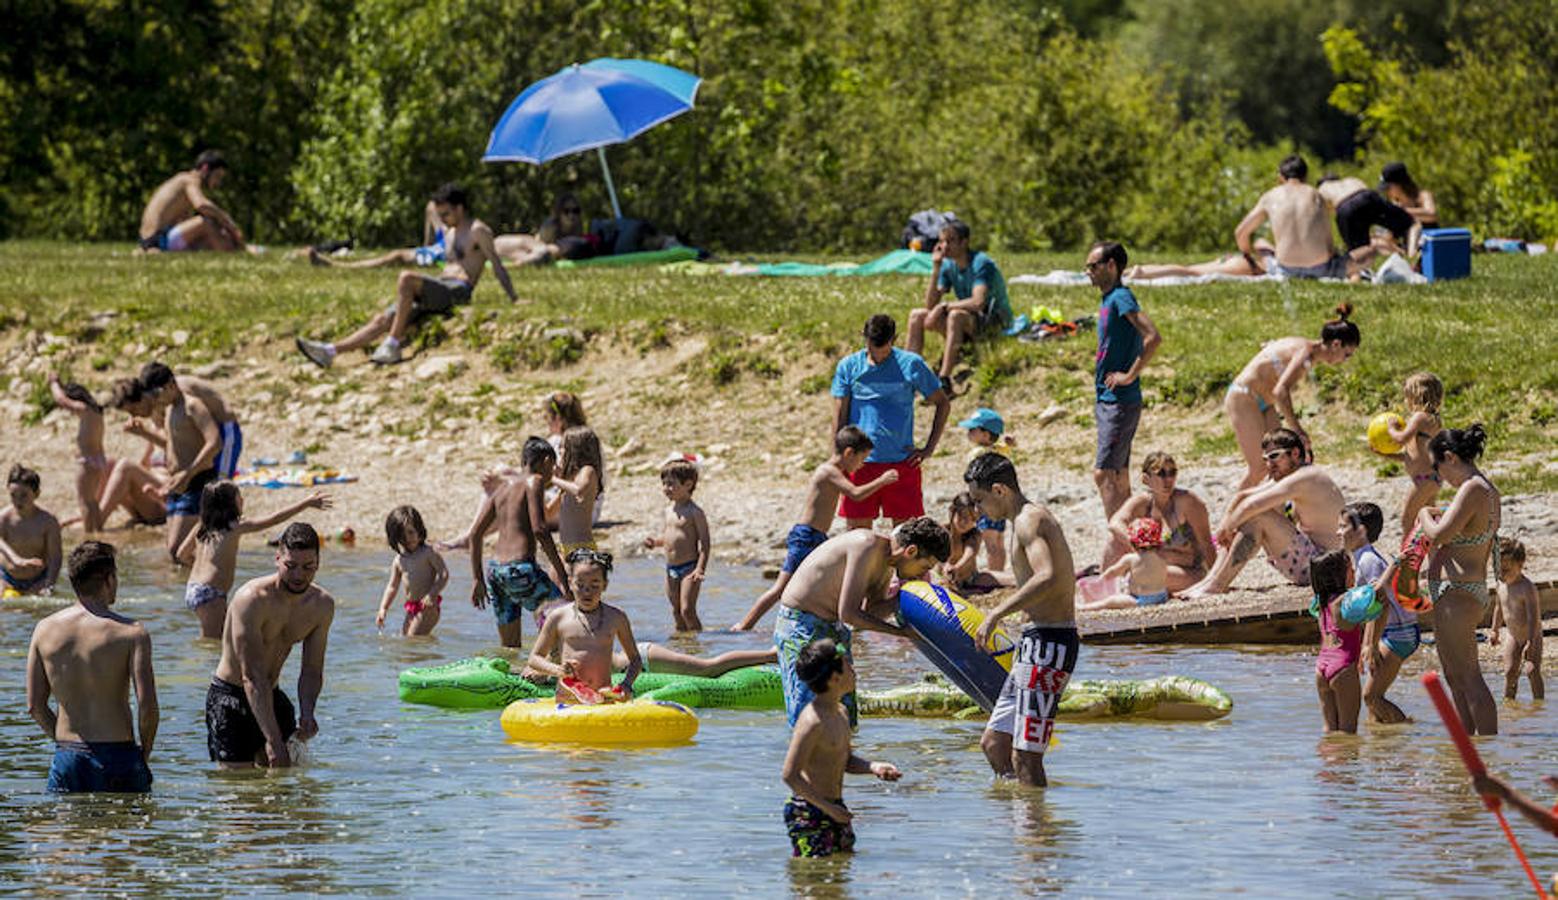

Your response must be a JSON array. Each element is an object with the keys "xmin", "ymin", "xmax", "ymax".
[{"xmin": 554, "ymin": 246, "xmax": 700, "ymax": 269}]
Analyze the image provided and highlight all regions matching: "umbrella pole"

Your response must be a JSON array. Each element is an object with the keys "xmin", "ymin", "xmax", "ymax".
[{"xmin": 597, "ymin": 146, "xmax": 623, "ymax": 221}]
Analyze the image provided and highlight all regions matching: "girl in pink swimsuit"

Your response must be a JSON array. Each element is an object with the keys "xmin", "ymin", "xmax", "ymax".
[{"xmin": 1310, "ymin": 549, "xmax": 1363, "ymax": 734}]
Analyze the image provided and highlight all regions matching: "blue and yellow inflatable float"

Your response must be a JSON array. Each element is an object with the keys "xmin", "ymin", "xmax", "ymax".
[{"xmin": 896, "ymin": 580, "xmax": 1014, "ymax": 711}]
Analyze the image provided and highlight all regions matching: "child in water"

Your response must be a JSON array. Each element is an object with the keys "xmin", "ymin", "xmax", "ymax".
[
  {"xmin": 644, "ymin": 458, "xmax": 710, "ymax": 632},
  {"xmin": 1386, "ymin": 372, "xmax": 1443, "ymax": 539},
  {"xmin": 550, "ymin": 426, "xmax": 605, "ymax": 557},
  {"xmin": 1491, "ymin": 537, "xmax": 1543, "ymax": 700},
  {"xmin": 1341, "ymin": 502, "xmax": 1414, "ymax": 725},
  {"xmin": 525, "ymin": 549, "xmax": 641, "ymax": 702},
  {"xmin": 781, "ymin": 638, "xmax": 902, "ymax": 858},
  {"xmin": 178, "ymin": 483, "xmax": 331, "ymax": 639},
  {"xmin": 1077, "ymin": 517, "xmax": 1169, "ymax": 610},
  {"xmin": 733, "ymin": 425, "xmax": 896, "ymax": 631},
  {"xmin": 376, "ymin": 505, "xmax": 449, "ymax": 636},
  {"xmin": 48, "ymin": 375, "xmax": 110, "ymax": 533},
  {"xmin": 1310, "ymin": 549, "xmax": 1369, "ymax": 734}
]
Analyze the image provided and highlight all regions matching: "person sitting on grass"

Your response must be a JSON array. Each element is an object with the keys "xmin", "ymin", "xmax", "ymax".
[
  {"xmin": 907, "ymin": 219, "xmax": 1013, "ymax": 397},
  {"xmin": 1316, "ymin": 173, "xmax": 1421, "ymax": 265},
  {"xmin": 781, "ymin": 638, "xmax": 903, "ymax": 858},
  {"xmin": 1235, "ymin": 154, "xmax": 1356, "ymax": 281},
  {"xmin": 295, "ymin": 183, "xmax": 518, "ymax": 368},
  {"xmin": 1379, "ymin": 162, "xmax": 1438, "ymax": 229},
  {"xmin": 137, "ymin": 150, "xmax": 250, "ymax": 254}
]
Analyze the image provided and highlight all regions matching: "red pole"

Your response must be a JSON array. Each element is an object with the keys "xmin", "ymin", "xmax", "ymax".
[{"xmin": 1420, "ymin": 671, "xmax": 1551, "ymax": 900}]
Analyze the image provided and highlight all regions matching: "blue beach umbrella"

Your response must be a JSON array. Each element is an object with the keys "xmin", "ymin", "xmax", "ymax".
[{"xmin": 483, "ymin": 58, "xmax": 702, "ymax": 220}]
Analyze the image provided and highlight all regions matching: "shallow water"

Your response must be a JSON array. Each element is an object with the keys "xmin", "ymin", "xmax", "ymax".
[{"xmin": 1, "ymin": 545, "xmax": 1553, "ymax": 897}]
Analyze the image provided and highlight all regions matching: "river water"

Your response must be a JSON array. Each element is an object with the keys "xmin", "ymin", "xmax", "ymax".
[{"xmin": 1, "ymin": 543, "xmax": 1553, "ymax": 897}]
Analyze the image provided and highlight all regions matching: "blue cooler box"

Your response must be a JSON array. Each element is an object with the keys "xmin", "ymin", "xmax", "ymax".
[{"xmin": 1421, "ymin": 228, "xmax": 1472, "ymax": 281}]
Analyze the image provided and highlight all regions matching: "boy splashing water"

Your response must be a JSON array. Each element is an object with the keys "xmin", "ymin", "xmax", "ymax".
[{"xmin": 781, "ymin": 638, "xmax": 902, "ymax": 857}]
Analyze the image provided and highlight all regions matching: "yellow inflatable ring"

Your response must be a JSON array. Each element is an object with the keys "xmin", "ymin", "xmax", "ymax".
[{"xmin": 500, "ymin": 699, "xmax": 699, "ymax": 745}]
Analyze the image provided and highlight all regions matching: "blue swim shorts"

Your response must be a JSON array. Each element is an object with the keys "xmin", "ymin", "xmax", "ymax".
[
  {"xmin": 165, "ymin": 468, "xmax": 218, "ymax": 518},
  {"xmin": 781, "ymin": 524, "xmax": 829, "ymax": 574},
  {"xmin": 47, "ymin": 741, "xmax": 152, "ymax": 793},
  {"xmin": 774, "ymin": 606, "xmax": 856, "ymax": 728},
  {"xmin": 975, "ymin": 515, "xmax": 1006, "ymax": 533},
  {"xmin": 666, "ymin": 559, "xmax": 698, "ymax": 580},
  {"xmin": 485, "ymin": 559, "xmax": 561, "ymax": 625}
]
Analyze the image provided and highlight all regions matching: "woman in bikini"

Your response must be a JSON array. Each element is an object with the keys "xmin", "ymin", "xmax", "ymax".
[
  {"xmin": 1415, "ymin": 424, "xmax": 1500, "ymax": 735},
  {"xmin": 1103, "ymin": 452, "xmax": 1214, "ymax": 592},
  {"xmin": 1223, "ymin": 304, "xmax": 1360, "ymax": 492}
]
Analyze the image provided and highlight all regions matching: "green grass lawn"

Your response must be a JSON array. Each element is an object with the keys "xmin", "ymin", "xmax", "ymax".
[{"xmin": 5, "ymin": 241, "xmax": 1556, "ymax": 489}]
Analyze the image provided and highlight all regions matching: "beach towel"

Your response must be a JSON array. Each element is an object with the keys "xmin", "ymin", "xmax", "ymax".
[
  {"xmin": 235, "ymin": 468, "xmax": 358, "ymax": 489},
  {"xmin": 554, "ymin": 246, "xmax": 701, "ymax": 269}
]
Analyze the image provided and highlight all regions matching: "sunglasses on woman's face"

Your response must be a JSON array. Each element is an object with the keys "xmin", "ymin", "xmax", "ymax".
[{"xmin": 1152, "ymin": 468, "xmax": 1178, "ymax": 478}]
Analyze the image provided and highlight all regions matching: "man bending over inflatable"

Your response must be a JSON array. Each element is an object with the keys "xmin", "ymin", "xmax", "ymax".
[{"xmin": 773, "ymin": 518, "xmax": 948, "ymax": 730}]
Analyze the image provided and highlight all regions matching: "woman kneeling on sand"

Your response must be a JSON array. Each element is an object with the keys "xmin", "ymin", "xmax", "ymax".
[{"xmin": 1101, "ymin": 452, "xmax": 1214, "ymax": 592}]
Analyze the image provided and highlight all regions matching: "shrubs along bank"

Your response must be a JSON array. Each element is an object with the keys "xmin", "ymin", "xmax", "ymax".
[{"xmin": 2, "ymin": 0, "xmax": 1552, "ymax": 251}]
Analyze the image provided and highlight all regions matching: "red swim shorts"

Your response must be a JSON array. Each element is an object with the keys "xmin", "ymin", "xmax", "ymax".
[{"xmin": 838, "ymin": 461, "xmax": 924, "ymax": 521}]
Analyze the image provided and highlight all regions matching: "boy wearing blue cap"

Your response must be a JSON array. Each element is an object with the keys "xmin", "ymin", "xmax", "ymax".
[{"xmin": 960, "ymin": 408, "xmax": 1012, "ymax": 572}]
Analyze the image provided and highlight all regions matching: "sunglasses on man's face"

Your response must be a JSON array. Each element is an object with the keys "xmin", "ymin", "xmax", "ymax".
[{"xmin": 1262, "ymin": 450, "xmax": 1290, "ymax": 461}]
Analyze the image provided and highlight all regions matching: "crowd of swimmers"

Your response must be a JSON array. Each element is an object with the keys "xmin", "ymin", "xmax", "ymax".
[{"xmin": 10, "ymin": 151, "xmax": 1543, "ymax": 859}]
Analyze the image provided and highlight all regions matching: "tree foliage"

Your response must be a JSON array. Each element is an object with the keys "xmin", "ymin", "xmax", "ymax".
[{"xmin": 1, "ymin": 0, "xmax": 1550, "ymax": 249}]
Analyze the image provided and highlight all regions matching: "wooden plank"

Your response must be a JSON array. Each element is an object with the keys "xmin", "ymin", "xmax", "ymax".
[{"xmin": 1080, "ymin": 579, "xmax": 1557, "ymax": 647}]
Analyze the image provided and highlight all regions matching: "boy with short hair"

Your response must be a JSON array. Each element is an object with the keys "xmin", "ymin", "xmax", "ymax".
[
  {"xmin": 470, "ymin": 437, "xmax": 574, "ymax": 647},
  {"xmin": 964, "ymin": 453, "xmax": 1078, "ymax": 787},
  {"xmin": 1340, "ymin": 501, "xmax": 1415, "ymax": 724},
  {"xmin": 959, "ymin": 407, "xmax": 1013, "ymax": 572},
  {"xmin": 525, "ymin": 549, "xmax": 642, "ymax": 700},
  {"xmin": 781, "ymin": 638, "xmax": 902, "ymax": 858},
  {"xmin": 1491, "ymin": 537, "xmax": 1543, "ymax": 700},
  {"xmin": 645, "ymin": 458, "xmax": 711, "ymax": 632},
  {"xmin": 26, "ymin": 541, "xmax": 158, "ymax": 792},
  {"xmin": 733, "ymin": 426, "xmax": 899, "ymax": 631},
  {"xmin": 0, "ymin": 465, "xmax": 62, "ymax": 595}
]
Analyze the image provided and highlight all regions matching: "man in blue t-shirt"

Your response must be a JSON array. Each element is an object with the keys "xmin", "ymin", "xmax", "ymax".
[
  {"xmin": 1087, "ymin": 240, "xmax": 1160, "ymax": 521},
  {"xmin": 907, "ymin": 220, "xmax": 1013, "ymax": 396},
  {"xmin": 831, "ymin": 314, "xmax": 950, "ymax": 527}
]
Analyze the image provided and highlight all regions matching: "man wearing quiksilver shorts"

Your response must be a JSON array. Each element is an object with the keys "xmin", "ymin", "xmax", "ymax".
[{"xmin": 963, "ymin": 452, "xmax": 1078, "ymax": 787}]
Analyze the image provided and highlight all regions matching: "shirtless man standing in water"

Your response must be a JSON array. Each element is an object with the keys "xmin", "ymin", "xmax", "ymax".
[
  {"xmin": 27, "ymin": 541, "xmax": 158, "ymax": 792},
  {"xmin": 296, "ymin": 182, "xmax": 519, "ymax": 367},
  {"xmin": 1183, "ymin": 428, "xmax": 1347, "ymax": 598},
  {"xmin": 205, "ymin": 523, "xmax": 333, "ymax": 769},
  {"xmin": 1235, "ymin": 155, "xmax": 1353, "ymax": 281},
  {"xmin": 137, "ymin": 150, "xmax": 249, "ymax": 253},
  {"xmin": 963, "ymin": 453, "xmax": 1077, "ymax": 787}
]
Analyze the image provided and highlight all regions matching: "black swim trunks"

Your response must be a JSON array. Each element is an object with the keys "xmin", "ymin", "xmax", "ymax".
[
  {"xmin": 205, "ymin": 677, "xmax": 297, "ymax": 764},
  {"xmin": 1335, "ymin": 190, "xmax": 1416, "ymax": 250},
  {"xmin": 385, "ymin": 276, "xmax": 473, "ymax": 325}
]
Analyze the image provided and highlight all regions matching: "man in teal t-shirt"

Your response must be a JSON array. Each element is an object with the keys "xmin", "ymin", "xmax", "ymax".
[
  {"xmin": 907, "ymin": 220, "xmax": 1012, "ymax": 395},
  {"xmin": 1087, "ymin": 240, "xmax": 1160, "ymax": 525}
]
